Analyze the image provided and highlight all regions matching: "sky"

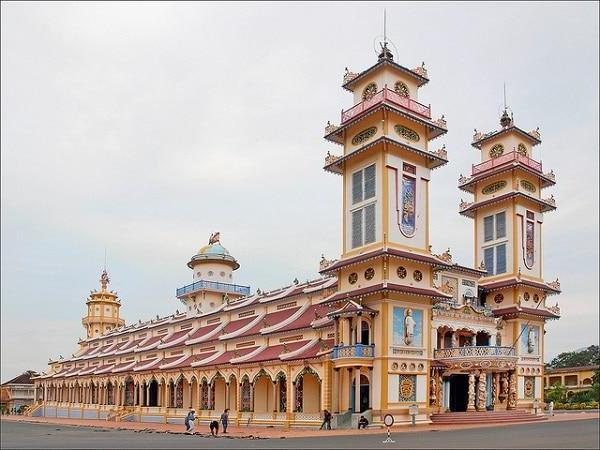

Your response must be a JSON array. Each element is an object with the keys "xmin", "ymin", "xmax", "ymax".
[{"xmin": 1, "ymin": 1, "xmax": 598, "ymax": 382}]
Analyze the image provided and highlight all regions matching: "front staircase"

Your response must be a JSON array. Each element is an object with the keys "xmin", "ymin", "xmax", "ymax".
[{"xmin": 430, "ymin": 410, "xmax": 547, "ymax": 425}]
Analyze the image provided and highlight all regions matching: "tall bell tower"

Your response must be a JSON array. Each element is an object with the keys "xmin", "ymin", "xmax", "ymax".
[
  {"xmin": 459, "ymin": 110, "xmax": 561, "ymax": 407},
  {"xmin": 320, "ymin": 40, "xmax": 453, "ymax": 419},
  {"xmin": 82, "ymin": 270, "xmax": 125, "ymax": 339}
]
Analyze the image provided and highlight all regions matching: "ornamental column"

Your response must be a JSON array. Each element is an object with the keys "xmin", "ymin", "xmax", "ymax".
[
  {"xmin": 208, "ymin": 383, "xmax": 213, "ymax": 410},
  {"xmin": 477, "ymin": 372, "xmax": 487, "ymax": 411},
  {"xmin": 249, "ymin": 382, "xmax": 254, "ymax": 412},
  {"xmin": 467, "ymin": 373, "xmax": 476, "ymax": 411},
  {"xmin": 134, "ymin": 383, "xmax": 139, "ymax": 406},
  {"xmin": 225, "ymin": 382, "xmax": 230, "ymax": 410},
  {"xmin": 188, "ymin": 382, "xmax": 193, "ymax": 409},
  {"xmin": 507, "ymin": 371, "xmax": 517, "ymax": 410},
  {"xmin": 492, "ymin": 373, "xmax": 500, "ymax": 408},
  {"xmin": 354, "ymin": 367, "xmax": 361, "ymax": 412}
]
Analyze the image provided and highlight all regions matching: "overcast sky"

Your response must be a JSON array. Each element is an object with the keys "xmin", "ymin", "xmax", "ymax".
[{"xmin": 1, "ymin": 2, "xmax": 598, "ymax": 381}]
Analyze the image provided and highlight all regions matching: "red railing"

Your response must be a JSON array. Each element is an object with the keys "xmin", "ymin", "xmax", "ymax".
[
  {"xmin": 341, "ymin": 88, "xmax": 431, "ymax": 123},
  {"xmin": 472, "ymin": 151, "xmax": 542, "ymax": 176}
]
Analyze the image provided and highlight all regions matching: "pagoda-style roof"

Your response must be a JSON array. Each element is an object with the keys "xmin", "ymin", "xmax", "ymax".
[
  {"xmin": 459, "ymin": 161, "xmax": 556, "ymax": 193},
  {"xmin": 320, "ymin": 248, "xmax": 451, "ymax": 274},
  {"xmin": 480, "ymin": 276, "xmax": 561, "ymax": 295},
  {"xmin": 342, "ymin": 58, "xmax": 429, "ymax": 91},
  {"xmin": 327, "ymin": 299, "xmax": 378, "ymax": 319},
  {"xmin": 324, "ymin": 282, "xmax": 452, "ymax": 304},
  {"xmin": 472, "ymin": 125, "xmax": 541, "ymax": 149},
  {"xmin": 324, "ymin": 103, "xmax": 447, "ymax": 145},
  {"xmin": 492, "ymin": 305, "xmax": 560, "ymax": 320},
  {"xmin": 324, "ymin": 136, "xmax": 448, "ymax": 175},
  {"xmin": 459, "ymin": 191, "xmax": 557, "ymax": 218}
]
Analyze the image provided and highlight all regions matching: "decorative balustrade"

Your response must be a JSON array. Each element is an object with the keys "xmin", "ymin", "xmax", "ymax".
[
  {"xmin": 176, "ymin": 280, "xmax": 251, "ymax": 298},
  {"xmin": 341, "ymin": 88, "xmax": 431, "ymax": 124},
  {"xmin": 331, "ymin": 344, "xmax": 375, "ymax": 359},
  {"xmin": 434, "ymin": 346, "xmax": 516, "ymax": 359},
  {"xmin": 472, "ymin": 151, "xmax": 542, "ymax": 176}
]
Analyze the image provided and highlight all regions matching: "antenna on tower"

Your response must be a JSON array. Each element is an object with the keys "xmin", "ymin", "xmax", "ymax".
[
  {"xmin": 500, "ymin": 82, "xmax": 513, "ymax": 128},
  {"xmin": 383, "ymin": 8, "xmax": 387, "ymax": 45},
  {"xmin": 503, "ymin": 82, "xmax": 507, "ymax": 110},
  {"xmin": 376, "ymin": 8, "xmax": 394, "ymax": 61},
  {"xmin": 104, "ymin": 246, "xmax": 107, "ymax": 271}
]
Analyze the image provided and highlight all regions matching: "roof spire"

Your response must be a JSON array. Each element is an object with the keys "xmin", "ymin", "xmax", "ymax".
[
  {"xmin": 378, "ymin": 10, "xmax": 394, "ymax": 61},
  {"xmin": 500, "ymin": 82, "xmax": 513, "ymax": 128}
]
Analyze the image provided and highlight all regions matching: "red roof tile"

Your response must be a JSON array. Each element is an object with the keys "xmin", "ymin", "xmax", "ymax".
[
  {"xmin": 275, "ymin": 305, "xmax": 334, "ymax": 333},
  {"xmin": 242, "ymin": 340, "xmax": 311, "ymax": 364},
  {"xmin": 220, "ymin": 316, "xmax": 256, "ymax": 335},
  {"xmin": 237, "ymin": 307, "xmax": 301, "ymax": 337},
  {"xmin": 196, "ymin": 347, "xmax": 258, "ymax": 367},
  {"xmin": 186, "ymin": 323, "xmax": 220, "ymax": 341},
  {"xmin": 286, "ymin": 339, "xmax": 334, "ymax": 360},
  {"xmin": 492, "ymin": 305, "xmax": 560, "ymax": 319}
]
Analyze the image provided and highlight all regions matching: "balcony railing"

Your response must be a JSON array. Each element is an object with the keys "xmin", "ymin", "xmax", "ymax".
[
  {"xmin": 331, "ymin": 344, "xmax": 375, "ymax": 359},
  {"xmin": 434, "ymin": 345, "xmax": 516, "ymax": 359},
  {"xmin": 341, "ymin": 88, "xmax": 431, "ymax": 123},
  {"xmin": 176, "ymin": 280, "xmax": 251, "ymax": 298},
  {"xmin": 472, "ymin": 151, "xmax": 542, "ymax": 176}
]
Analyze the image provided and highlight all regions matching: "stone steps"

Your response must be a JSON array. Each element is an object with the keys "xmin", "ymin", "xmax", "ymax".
[{"xmin": 430, "ymin": 410, "xmax": 547, "ymax": 424}]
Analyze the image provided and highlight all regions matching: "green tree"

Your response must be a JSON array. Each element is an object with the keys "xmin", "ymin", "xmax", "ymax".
[
  {"xmin": 548, "ymin": 345, "xmax": 600, "ymax": 369},
  {"xmin": 545, "ymin": 383, "xmax": 567, "ymax": 403}
]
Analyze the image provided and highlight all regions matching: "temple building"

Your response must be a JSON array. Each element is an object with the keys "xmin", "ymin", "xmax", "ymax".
[{"xmin": 30, "ymin": 40, "xmax": 561, "ymax": 427}]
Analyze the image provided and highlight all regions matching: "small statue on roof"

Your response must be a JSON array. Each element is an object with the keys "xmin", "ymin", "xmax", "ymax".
[
  {"xmin": 293, "ymin": 278, "xmax": 299, "ymax": 285},
  {"xmin": 208, "ymin": 232, "xmax": 220, "ymax": 245},
  {"xmin": 100, "ymin": 270, "xmax": 110, "ymax": 290}
]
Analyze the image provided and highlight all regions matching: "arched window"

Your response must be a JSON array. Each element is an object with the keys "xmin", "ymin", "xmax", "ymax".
[
  {"xmin": 394, "ymin": 81, "xmax": 409, "ymax": 97},
  {"xmin": 362, "ymin": 83, "xmax": 377, "ymax": 100}
]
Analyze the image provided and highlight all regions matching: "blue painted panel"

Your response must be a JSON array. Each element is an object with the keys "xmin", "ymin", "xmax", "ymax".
[{"xmin": 141, "ymin": 415, "xmax": 163, "ymax": 423}]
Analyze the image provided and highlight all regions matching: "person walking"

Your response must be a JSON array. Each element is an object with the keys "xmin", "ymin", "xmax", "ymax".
[
  {"xmin": 220, "ymin": 408, "xmax": 229, "ymax": 434},
  {"xmin": 184, "ymin": 409, "xmax": 196, "ymax": 434},
  {"xmin": 319, "ymin": 409, "xmax": 332, "ymax": 430},
  {"xmin": 209, "ymin": 419, "xmax": 220, "ymax": 436}
]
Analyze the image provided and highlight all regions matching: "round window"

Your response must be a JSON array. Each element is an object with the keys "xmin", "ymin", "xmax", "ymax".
[
  {"xmin": 413, "ymin": 270, "xmax": 423, "ymax": 282},
  {"xmin": 394, "ymin": 81, "xmax": 409, "ymax": 97},
  {"xmin": 489, "ymin": 144, "xmax": 504, "ymax": 158},
  {"xmin": 517, "ymin": 143, "xmax": 527, "ymax": 156},
  {"xmin": 362, "ymin": 82, "xmax": 378, "ymax": 100},
  {"xmin": 494, "ymin": 293, "xmax": 504, "ymax": 304},
  {"xmin": 533, "ymin": 294, "xmax": 539, "ymax": 303},
  {"xmin": 524, "ymin": 292, "xmax": 530, "ymax": 301},
  {"xmin": 220, "ymin": 271, "xmax": 226, "ymax": 277},
  {"xmin": 364, "ymin": 268, "xmax": 375, "ymax": 280},
  {"xmin": 348, "ymin": 273, "xmax": 358, "ymax": 284},
  {"xmin": 208, "ymin": 271, "xmax": 214, "ymax": 276},
  {"xmin": 397, "ymin": 266, "xmax": 407, "ymax": 279}
]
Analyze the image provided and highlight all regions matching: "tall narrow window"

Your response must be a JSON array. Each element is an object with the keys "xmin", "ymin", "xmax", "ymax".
[
  {"xmin": 496, "ymin": 244, "xmax": 507, "ymax": 274},
  {"xmin": 495, "ymin": 212, "xmax": 506, "ymax": 239},
  {"xmin": 364, "ymin": 165, "xmax": 376, "ymax": 200},
  {"xmin": 484, "ymin": 216, "xmax": 494, "ymax": 242},
  {"xmin": 352, "ymin": 210, "xmax": 363, "ymax": 248},
  {"xmin": 352, "ymin": 171, "xmax": 363, "ymax": 204},
  {"xmin": 484, "ymin": 247, "xmax": 494, "ymax": 275},
  {"xmin": 350, "ymin": 164, "xmax": 377, "ymax": 249},
  {"xmin": 364, "ymin": 204, "xmax": 376, "ymax": 244}
]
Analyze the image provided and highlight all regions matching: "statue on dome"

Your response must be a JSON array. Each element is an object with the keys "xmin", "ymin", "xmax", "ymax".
[
  {"xmin": 208, "ymin": 232, "xmax": 221, "ymax": 245},
  {"xmin": 404, "ymin": 308, "xmax": 416, "ymax": 345},
  {"xmin": 100, "ymin": 270, "xmax": 109, "ymax": 290}
]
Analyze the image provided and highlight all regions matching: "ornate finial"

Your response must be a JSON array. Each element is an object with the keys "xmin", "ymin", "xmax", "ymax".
[
  {"xmin": 282, "ymin": 343, "xmax": 290, "ymax": 353},
  {"xmin": 428, "ymin": 245, "xmax": 432, "ymax": 253},
  {"xmin": 256, "ymin": 288, "xmax": 262, "ymax": 295},
  {"xmin": 293, "ymin": 278, "xmax": 299, "ymax": 285},
  {"xmin": 59, "ymin": 355, "xmax": 64, "ymax": 360},
  {"xmin": 500, "ymin": 109, "xmax": 512, "ymax": 128},
  {"xmin": 517, "ymin": 268, "xmax": 522, "ymax": 280},
  {"xmin": 435, "ymin": 248, "xmax": 452, "ymax": 263},
  {"xmin": 378, "ymin": 42, "xmax": 394, "ymax": 61},
  {"xmin": 208, "ymin": 232, "xmax": 220, "ymax": 245},
  {"xmin": 548, "ymin": 278, "xmax": 561, "ymax": 291},
  {"xmin": 100, "ymin": 270, "xmax": 110, "ymax": 290},
  {"xmin": 156, "ymin": 314, "xmax": 160, "ymax": 320},
  {"xmin": 478, "ymin": 260, "xmax": 486, "ymax": 271},
  {"xmin": 138, "ymin": 319, "xmax": 142, "ymax": 324},
  {"xmin": 176, "ymin": 309, "xmax": 180, "ymax": 315}
]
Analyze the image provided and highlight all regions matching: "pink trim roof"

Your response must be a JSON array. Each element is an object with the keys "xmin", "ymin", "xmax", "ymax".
[
  {"xmin": 77, "ymin": 365, "xmax": 101, "ymax": 376},
  {"xmin": 242, "ymin": 340, "xmax": 311, "ymax": 364},
  {"xmin": 186, "ymin": 323, "xmax": 221, "ymax": 341},
  {"xmin": 220, "ymin": 316, "xmax": 256, "ymax": 335},
  {"xmin": 274, "ymin": 304, "xmax": 334, "ymax": 333},
  {"xmin": 286, "ymin": 339, "xmax": 334, "ymax": 360},
  {"xmin": 134, "ymin": 335, "xmax": 163, "ymax": 352},
  {"xmin": 195, "ymin": 347, "xmax": 258, "ymax": 367},
  {"xmin": 111, "ymin": 361, "xmax": 137, "ymax": 373},
  {"xmin": 236, "ymin": 307, "xmax": 301, "ymax": 338}
]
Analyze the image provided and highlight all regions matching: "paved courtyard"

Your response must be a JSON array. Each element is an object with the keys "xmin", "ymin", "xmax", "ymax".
[{"xmin": 1, "ymin": 418, "xmax": 599, "ymax": 449}]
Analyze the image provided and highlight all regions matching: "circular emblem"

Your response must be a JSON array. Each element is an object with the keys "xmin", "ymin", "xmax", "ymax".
[
  {"xmin": 362, "ymin": 82, "xmax": 378, "ymax": 100},
  {"xmin": 400, "ymin": 362, "xmax": 407, "ymax": 370},
  {"xmin": 397, "ymin": 266, "xmax": 407, "ymax": 279},
  {"xmin": 364, "ymin": 268, "xmax": 375, "ymax": 280},
  {"xmin": 391, "ymin": 362, "xmax": 398, "ymax": 370},
  {"xmin": 482, "ymin": 180, "xmax": 507, "ymax": 195},
  {"xmin": 524, "ymin": 292, "xmax": 530, "ymax": 301},
  {"xmin": 533, "ymin": 294, "xmax": 539, "ymax": 303},
  {"xmin": 394, "ymin": 124, "xmax": 420, "ymax": 142},
  {"xmin": 394, "ymin": 81, "xmax": 409, "ymax": 97},
  {"xmin": 348, "ymin": 273, "xmax": 358, "ymax": 285},
  {"xmin": 413, "ymin": 270, "xmax": 423, "ymax": 282},
  {"xmin": 489, "ymin": 144, "xmax": 504, "ymax": 158},
  {"xmin": 417, "ymin": 363, "xmax": 424, "ymax": 371},
  {"xmin": 520, "ymin": 180, "xmax": 537, "ymax": 193},
  {"xmin": 517, "ymin": 143, "xmax": 527, "ymax": 156},
  {"xmin": 494, "ymin": 293, "xmax": 504, "ymax": 304},
  {"xmin": 460, "ymin": 361, "xmax": 473, "ymax": 369},
  {"xmin": 383, "ymin": 414, "xmax": 395, "ymax": 427},
  {"xmin": 351, "ymin": 127, "xmax": 377, "ymax": 146}
]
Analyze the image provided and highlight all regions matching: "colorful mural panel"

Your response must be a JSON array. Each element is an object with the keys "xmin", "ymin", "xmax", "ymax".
[
  {"xmin": 524, "ymin": 376, "xmax": 535, "ymax": 399},
  {"xmin": 393, "ymin": 307, "xmax": 423, "ymax": 347},
  {"xmin": 398, "ymin": 375, "xmax": 417, "ymax": 402},
  {"xmin": 400, "ymin": 175, "xmax": 416, "ymax": 237},
  {"xmin": 525, "ymin": 220, "xmax": 535, "ymax": 268}
]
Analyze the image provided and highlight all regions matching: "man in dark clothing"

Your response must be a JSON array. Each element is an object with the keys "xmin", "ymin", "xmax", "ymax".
[
  {"xmin": 358, "ymin": 415, "xmax": 369, "ymax": 429},
  {"xmin": 319, "ymin": 409, "xmax": 332, "ymax": 430},
  {"xmin": 209, "ymin": 420, "xmax": 220, "ymax": 436},
  {"xmin": 220, "ymin": 409, "xmax": 229, "ymax": 433}
]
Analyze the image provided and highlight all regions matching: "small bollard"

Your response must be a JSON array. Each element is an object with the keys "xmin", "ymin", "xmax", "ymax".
[{"xmin": 409, "ymin": 404, "xmax": 418, "ymax": 426}]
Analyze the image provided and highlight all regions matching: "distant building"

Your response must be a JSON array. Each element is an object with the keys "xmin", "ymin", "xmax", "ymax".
[
  {"xmin": 1, "ymin": 371, "xmax": 39, "ymax": 412},
  {"xmin": 544, "ymin": 365, "xmax": 599, "ymax": 396}
]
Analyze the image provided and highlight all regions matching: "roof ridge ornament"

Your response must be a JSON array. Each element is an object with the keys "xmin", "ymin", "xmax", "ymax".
[
  {"xmin": 208, "ymin": 231, "xmax": 221, "ymax": 245},
  {"xmin": 100, "ymin": 270, "xmax": 110, "ymax": 290}
]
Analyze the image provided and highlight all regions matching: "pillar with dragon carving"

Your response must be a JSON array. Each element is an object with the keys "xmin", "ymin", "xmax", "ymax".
[
  {"xmin": 477, "ymin": 372, "xmax": 487, "ymax": 411},
  {"xmin": 507, "ymin": 370, "xmax": 517, "ymax": 410},
  {"xmin": 467, "ymin": 373, "xmax": 476, "ymax": 411}
]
